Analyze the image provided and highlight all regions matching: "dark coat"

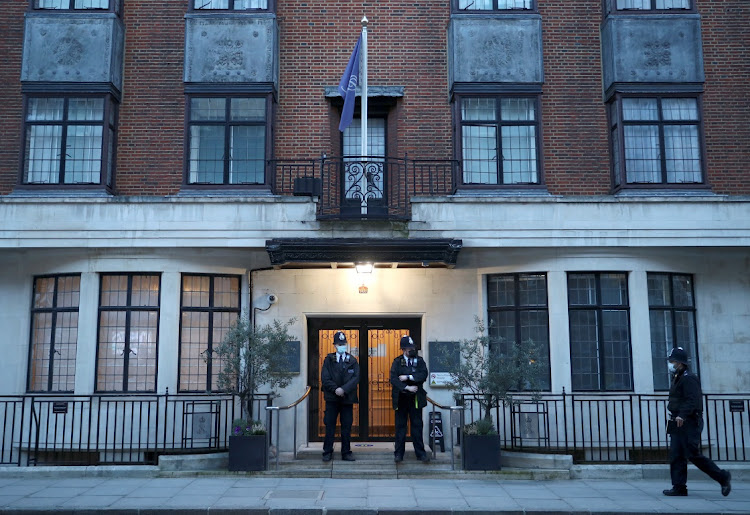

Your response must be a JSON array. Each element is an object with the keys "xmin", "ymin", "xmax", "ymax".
[
  {"xmin": 390, "ymin": 354, "xmax": 428, "ymax": 410},
  {"xmin": 321, "ymin": 352, "xmax": 359, "ymax": 404},
  {"xmin": 667, "ymin": 369, "xmax": 703, "ymax": 420}
]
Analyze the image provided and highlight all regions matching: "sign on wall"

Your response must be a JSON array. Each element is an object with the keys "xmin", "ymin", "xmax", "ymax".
[{"xmin": 428, "ymin": 341, "xmax": 460, "ymax": 387}]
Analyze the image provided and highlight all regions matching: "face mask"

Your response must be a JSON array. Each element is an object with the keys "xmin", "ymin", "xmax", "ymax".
[
  {"xmin": 336, "ymin": 345, "xmax": 347, "ymax": 355},
  {"xmin": 668, "ymin": 362, "xmax": 678, "ymax": 374},
  {"xmin": 406, "ymin": 349, "xmax": 417, "ymax": 358}
]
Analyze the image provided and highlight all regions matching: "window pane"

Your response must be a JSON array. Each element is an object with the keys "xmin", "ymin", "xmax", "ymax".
[
  {"xmin": 234, "ymin": 0, "xmax": 268, "ymax": 7},
  {"xmin": 570, "ymin": 310, "xmax": 600, "ymax": 390},
  {"xmin": 191, "ymin": 98, "xmax": 226, "ymax": 121},
  {"xmin": 182, "ymin": 276, "xmax": 210, "ymax": 308},
  {"xmin": 650, "ymin": 310, "xmax": 673, "ymax": 390},
  {"xmin": 25, "ymin": 125, "xmax": 62, "ymax": 184},
  {"xmin": 97, "ymin": 311, "xmax": 126, "ymax": 391},
  {"xmin": 500, "ymin": 98, "xmax": 535, "ymax": 121},
  {"xmin": 458, "ymin": 0, "xmax": 493, "ymax": 9},
  {"xmin": 180, "ymin": 311, "xmax": 209, "ymax": 392},
  {"xmin": 600, "ymin": 273, "xmax": 627, "ymax": 306},
  {"xmin": 343, "ymin": 118, "xmax": 386, "ymax": 158},
  {"xmin": 662, "ymin": 98, "xmax": 698, "ymax": 121},
  {"xmin": 230, "ymin": 98, "xmax": 265, "ymax": 121},
  {"xmin": 230, "ymin": 125, "xmax": 265, "ymax": 184},
  {"xmin": 647, "ymin": 273, "xmax": 670, "ymax": 306},
  {"xmin": 68, "ymin": 98, "xmax": 104, "ymax": 121},
  {"xmin": 462, "ymin": 125, "xmax": 497, "ymax": 184},
  {"xmin": 127, "ymin": 311, "xmax": 158, "ymax": 392},
  {"xmin": 27, "ymin": 98, "xmax": 64, "ymax": 121},
  {"xmin": 75, "ymin": 0, "xmax": 108, "ymax": 7},
  {"xmin": 462, "ymin": 98, "xmax": 496, "ymax": 122},
  {"xmin": 195, "ymin": 0, "xmax": 229, "ymax": 8},
  {"xmin": 488, "ymin": 275, "xmax": 515, "ymax": 307},
  {"xmin": 189, "ymin": 126, "xmax": 225, "ymax": 183},
  {"xmin": 501, "ymin": 125, "xmax": 537, "ymax": 184},
  {"xmin": 519, "ymin": 274, "xmax": 546, "ymax": 306},
  {"xmin": 601, "ymin": 310, "xmax": 632, "ymax": 390},
  {"xmin": 656, "ymin": 0, "xmax": 690, "ymax": 8},
  {"xmin": 65, "ymin": 125, "xmax": 102, "ymax": 183},
  {"xmin": 617, "ymin": 0, "xmax": 649, "ymax": 8},
  {"xmin": 624, "ymin": 125, "xmax": 660, "ymax": 183},
  {"xmin": 101, "ymin": 275, "xmax": 128, "ymax": 307},
  {"xmin": 568, "ymin": 274, "xmax": 597, "ymax": 305},
  {"xmin": 622, "ymin": 98, "xmax": 658, "ymax": 121},
  {"xmin": 131, "ymin": 275, "xmax": 160, "ymax": 306},
  {"xmin": 214, "ymin": 276, "xmax": 240, "ymax": 308},
  {"xmin": 664, "ymin": 125, "xmax": 701, "ymax": 183},
  {"xmin": 672, "ymin": 275, "xmax": 694, "ymax": 307}
]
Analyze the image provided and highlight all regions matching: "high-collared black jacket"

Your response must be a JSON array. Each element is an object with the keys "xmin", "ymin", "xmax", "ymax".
[
  {"xmin": 667, "ymin": 369, "xmax": 703, "ymax": 420},
  {"xmin": 321, "ymin": 352, "xmax": 359, "ymax": 404},
  {"xmin": 389, "ymin": 355, "xmax": 428, "ymax": 410}
]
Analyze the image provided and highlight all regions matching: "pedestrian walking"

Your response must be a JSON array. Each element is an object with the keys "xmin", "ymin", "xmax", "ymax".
[{"xmin": 663, "ymin": 346, "xmax": 731, "ymax": 497}]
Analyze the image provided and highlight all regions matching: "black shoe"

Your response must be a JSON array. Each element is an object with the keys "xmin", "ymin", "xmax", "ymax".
[
  {"xmin": 342, "ymin": 453, "xmax": 355, "ymax": 461},
  {"xmin": 721, "ymin": 471, "xmax": 732, "ymax": 497},
  {"xmin": 662, "ymin": 487, "xmax": 688, "ymax": 497},
  {"xmin": 419, "ymin": 455, "xmax": 431, "ymax": 463},
  {"xmin": 322, "ymin": 453, "xmax": 332, "ymax": 462},
  {"xmin": 394, "ymin": 455, "xmax": 403, "ymax": 463}
]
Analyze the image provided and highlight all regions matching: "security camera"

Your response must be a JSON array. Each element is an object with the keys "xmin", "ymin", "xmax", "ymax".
[{"xmin": 267, "ymin": 294, "xmax": 278, "ymax": 305}]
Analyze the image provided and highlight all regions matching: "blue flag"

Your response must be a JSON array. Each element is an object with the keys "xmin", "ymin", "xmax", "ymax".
[{"xmin": 338, "ymin": 35, "xmax": 361, "ymax": 132}]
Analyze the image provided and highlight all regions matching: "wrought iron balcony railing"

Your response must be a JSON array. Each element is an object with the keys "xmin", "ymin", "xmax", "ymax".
[{"xmin": 272, "ymin": 156, "xmax": 459, "ymax": 220}]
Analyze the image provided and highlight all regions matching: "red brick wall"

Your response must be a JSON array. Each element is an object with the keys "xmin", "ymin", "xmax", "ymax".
[
  {"xmin": 698, "ymin": 0, "xmax": 750, "ymax": 194},
  {"xmin": 0, "ymin": 1, "xmax": 26, "ymax": 195},
  {"xmin": 115, "ymin": 0, "xmax": 186, "ymax": 196},
  {"xmin": 275, "ymin": 1, "xmax": 453, "ymax": 161},
  {"xmin": 539, "ymin": 0, "xmax": 611, "ymax": 195},
  {"xmin": 0, "ymin": 1, "xmax": 747, "ymax": 196}
]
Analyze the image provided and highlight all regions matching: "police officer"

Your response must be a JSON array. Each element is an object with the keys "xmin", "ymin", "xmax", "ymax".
[
  {"xmin": 321, "ymin": 331, "xmax": 359, "ymax": 462},
  {"xmin": 390, "ymin": 335, "xmax": 430, "ymax": 463},
  {"xmin": 663, "ymin": 346, "xmax": 731, "ymax": 497}
]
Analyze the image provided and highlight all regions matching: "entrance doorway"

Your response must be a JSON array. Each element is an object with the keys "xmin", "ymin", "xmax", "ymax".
[{"xmin": 308, "ymin": 317, "xmax": 421, "ymax": 441}]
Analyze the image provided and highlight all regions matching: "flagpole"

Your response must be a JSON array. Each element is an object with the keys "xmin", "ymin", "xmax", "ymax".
[
  {"xmin": 360, "ymin": 15, "xmax": 368, "ymax": 214},
  {"xmin": 360, "ymin": 15, "xmax": 368, "ymax": 160}
]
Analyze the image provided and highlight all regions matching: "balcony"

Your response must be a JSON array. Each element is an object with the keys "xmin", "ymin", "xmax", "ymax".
[{"xmin": 272, "ymin": 156, "xmax": 458, "ymax": 221}]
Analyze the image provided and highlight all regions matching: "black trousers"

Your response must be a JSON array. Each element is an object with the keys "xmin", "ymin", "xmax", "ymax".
[
  {"xmin": 323, "ymin": 401, "xmax": 353, "ymax": 456},
  {"xmin": 669, "ymin": 417, "xmax": 725, "ymax": 488},
  {"xmin": 394, "ymin": 394, "xmax": 426, "ymax": 458}
]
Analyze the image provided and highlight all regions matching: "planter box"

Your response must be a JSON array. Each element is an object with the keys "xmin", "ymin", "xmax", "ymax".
[
  {"xmin": 228, "ymin": 434, "xmax": 267, "ymax": 471},
  {"xmin": 462, "ymin": 433, "xmax": 502, "ymax": 470}
]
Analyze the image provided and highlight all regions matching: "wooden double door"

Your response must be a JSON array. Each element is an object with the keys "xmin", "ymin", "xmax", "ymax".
[{"xmin": 308, "ymin": 317, "xmax": 421, "ymax": 441}]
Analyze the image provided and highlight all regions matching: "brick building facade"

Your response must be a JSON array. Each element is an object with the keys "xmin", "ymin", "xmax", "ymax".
[{"xmin": 0, "ymin": 0, "xmax": 748, "ymax": 464}]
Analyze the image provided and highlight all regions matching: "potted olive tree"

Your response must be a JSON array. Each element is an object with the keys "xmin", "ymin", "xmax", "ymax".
[
  {"xmin": 445, "ymin": 318, "xmax": 543, "ymax": 470},
  {"xmin": 213, "ymin": 316, "xmax": 295, "ymax": 471}
]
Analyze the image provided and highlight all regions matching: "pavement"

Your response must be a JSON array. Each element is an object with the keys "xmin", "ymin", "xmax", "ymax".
[{"xmin": 0, "ymin": 472, "xmax": 747, "ymax": 514}]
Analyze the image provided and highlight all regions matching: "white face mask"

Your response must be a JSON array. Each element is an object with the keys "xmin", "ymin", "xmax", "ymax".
[
  {"xmin": 336, "ymin": 345, "xmax": 347, "ymax": 355},
  {"xmin": 668, "ymin": 362, "xmax": 678, "ymax": 374}
]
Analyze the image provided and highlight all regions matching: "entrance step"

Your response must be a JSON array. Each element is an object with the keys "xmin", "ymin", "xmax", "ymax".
[{"xmin": 257, "ymin": 442, "xmax": 571, "ymax": 480}]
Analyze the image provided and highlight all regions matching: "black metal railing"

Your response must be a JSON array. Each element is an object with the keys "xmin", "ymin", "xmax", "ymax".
[
  {"xmin": 0, "ymin": 390, "xmax": 747, "ymax": 466},
  {"xmin": 0, "ymin": 391, "xmax": 272, "ymax": 466},
  {"xmin": 272, "ymin": 156, "xmax": 459, "ymax": 220},
  {"xmin": 457, "ymin": 390, "xmax": 750, "ymax": 463}
]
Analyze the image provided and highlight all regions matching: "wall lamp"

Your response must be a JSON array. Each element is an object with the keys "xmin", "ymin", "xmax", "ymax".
[{"xmin": 355, "ymin": 263, "xmax": 373, "ymax": 274}]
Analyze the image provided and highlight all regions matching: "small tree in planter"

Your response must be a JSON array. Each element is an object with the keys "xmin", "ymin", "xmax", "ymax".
[
  {"xmin": 445, "ymin": 317, "xmax": 544, "ymax": 470},
  {"xmin": 213, "ymin": 316, "xmax": 296, "ymax": 471}
]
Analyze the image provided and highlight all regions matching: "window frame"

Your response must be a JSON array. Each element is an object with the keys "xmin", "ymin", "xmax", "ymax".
[
  {"xmin": 183, "ymin": 93, "xmax": 273, "ymax": 189},
  {"xmin": 486, "ymin": 272, "xmax": 551, "ymax": 391},
  {"xmin": 95, "ymin": 273, "xmax": 161, "ymax": 393},
  {"xmin": 567, "ymin": 272, "xmax": 634, "ymax": 392},
  {"xmin": 178, "ymin": 274, "xmax": 242, "ymax": 393},
  {"xmin": 19, "ymin": 93, "xmax": 118, "ymax": 192},
  {"xmin": 452, "ymin": 0, "xmax": 537, "ymax": 13},
  {"xmin": 189, "ymin": 0, "xmax": 274, "ymax": 12},
  {"xmin": 647, "ymin": 272, "xmax": 699, "ymax": 391},
  {"xmin": 29, "ymin": 0, "xmax": 123, "ymax": 16},
  {"xmin": 27, "ymin": 274, "xmax": 81, "ymax": 393},
  {"xmin": 608, "ymin": 93, "xmax": 708, "ymax": 191},
  {"xmin": 603, "ymin": 0, "xmax": 695, "ymax": 15},
  {"xmin": 454, "ymin": 93, "xmax": 544, "ymax": 190}
]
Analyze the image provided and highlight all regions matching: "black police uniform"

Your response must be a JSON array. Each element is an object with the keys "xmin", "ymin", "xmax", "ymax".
[
  {"xmin": 390, "ymin": 342, "xmax": 429, "ymax": 461},
  {"xmin": 665, "ymin": 349, "xmax": 730, "ymax": 496},
  {"xmin": 321, "ymin": 350, "xmax": 359, "ymax": 460}
]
